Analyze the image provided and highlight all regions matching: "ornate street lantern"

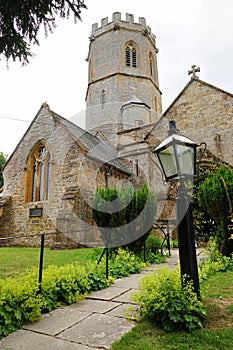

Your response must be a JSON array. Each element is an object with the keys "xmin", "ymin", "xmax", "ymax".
[
  {"xmin": 154, "ymin": 121, "xmax": 198, "ymax": 181},
  {"xmin": 154, "ymin": 120, "xmax": 200, "ymax": 298}
]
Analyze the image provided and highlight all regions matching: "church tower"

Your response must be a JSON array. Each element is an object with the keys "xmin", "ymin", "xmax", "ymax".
[{"xmin": 85, "ymin": 12, "xmax": 162, "ymax": 144}]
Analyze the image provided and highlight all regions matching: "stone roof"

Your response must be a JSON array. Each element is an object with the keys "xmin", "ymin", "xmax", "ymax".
[
  {"xmin": 120, "ymin": 95, "xmax": 151, "ymax": 110},
  {"xmin": 51, "ymin": 111, "xmax": 131, "ymax": 175}
]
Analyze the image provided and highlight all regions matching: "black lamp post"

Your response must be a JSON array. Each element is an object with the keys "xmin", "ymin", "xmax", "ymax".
[{"xmin": 154, "ymin": 121, "xmax": 200, "ymax": 297}]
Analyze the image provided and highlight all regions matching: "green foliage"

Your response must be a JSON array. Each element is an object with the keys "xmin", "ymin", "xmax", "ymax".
[
  {"xmin": 0, "ymin": 262, "xmax": 108, "ymax": 338},
  {"xmin": 40, "ymin": 264, "xmax": 89, "ymax": 312},
  {"xmin": 143, "ymin": 235, "xmax": 168, "ymax": 264},
  {"xmin": 0, "ymin": 247, "xmax": 102, "ymax": 279},
  {"xmin": 92, "ymin": 183, "xmax": 157, "ymax": 253},
  {"xmin": 198, "ymin": 240, "xmax": 233, "ymax": 282},
  {"xmin": 107, "ymin": 249, "xmax": 145, "ymax": 278},
  {"xmin": 130, "ymin": 266, "xmax": 206, "ymax": 331},
  {"xmin": 111, "ymin": 319, "xmax": 233, "ymax": 350},
  {"xmin": 170, "ymin": 239, "xmax": 179, "ymax": 248},
  {"xmin": 144, "ymin": 251, "xmax": 167, "ymax": 264},
  {"xmin": 0, "ymin": 270, "xmax": 43, "ymax": 337},
  {"xmin": 0, "ymin": 152, "xmax": 7, "ymax": 188},
  {"xmin": 146, "ymin": 235, "xmax": 162, "ymax": 254},
  {"xmin": 0, "ymin": 248, "xmax": 146, "ymax": 339},
  {"xmin": 198, "ymin": 165, "xmax": 233, "ymax": 256},
  {"xmin": 0, "ymin": 0, "xmax": 87, "ymax": 63},
  {"xmin": 192, "ymin": 166, "xmax": 217, "ymax": 243}
]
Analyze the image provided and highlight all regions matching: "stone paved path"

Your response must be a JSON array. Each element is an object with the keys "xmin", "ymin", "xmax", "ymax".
[{"xmin": 0, "ymin": 249, "xmax": 206, "ymax": 350}]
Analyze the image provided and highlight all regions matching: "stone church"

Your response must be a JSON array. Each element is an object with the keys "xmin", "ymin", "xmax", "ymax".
[{"xmin": 0, "ymin": 12, "xmax": 233, "ymax": 248}]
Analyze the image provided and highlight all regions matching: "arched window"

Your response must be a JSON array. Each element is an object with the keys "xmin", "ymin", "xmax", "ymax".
[
  {"xmin": 89, "ymin": 59, "xmax": 93, "ymax": 82},
  {"xmin": 26, "ymin": 143, "xmax": 51, "ymax": 202},
  {"xmin": 149, "ymin": 52, "xmax": 154, "ymax": 77},
  {"xmin": 101, "ymin": 89, "xmax": 106, "ymax": 109},
  {"xmin": 125, "ymin": 42, "xmax": 137, "ymax": 68}
]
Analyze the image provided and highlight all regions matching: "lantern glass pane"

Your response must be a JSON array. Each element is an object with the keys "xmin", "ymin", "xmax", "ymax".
[
  {"xmin": 176, "ymin": 144, "xmax": 194, "ymax": 176},
  {"xmin": 158, "ymin": 145, "xmax": 177, "ymax": 178}
]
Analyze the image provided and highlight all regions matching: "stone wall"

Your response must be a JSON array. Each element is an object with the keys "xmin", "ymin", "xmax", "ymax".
[
  {"xmin": 0, "ymin": 105, "xmax": 129, "ymax": 248},
  {"xmin": 86, "ymin": 12, "xmax": 162, "ymax": 144},
  {"xmin": 163, "ymin": 78, "xmax": 233, "ymax": 166}
]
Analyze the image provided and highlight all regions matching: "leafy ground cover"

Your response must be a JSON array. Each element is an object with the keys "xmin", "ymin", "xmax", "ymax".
[
  {"xmin": 111, "ymin": 270, "xmax": 233, "ymax": 350},
  {"xmin": 0, "ymin": 248, "xmax": 147, "ymax": 338}
]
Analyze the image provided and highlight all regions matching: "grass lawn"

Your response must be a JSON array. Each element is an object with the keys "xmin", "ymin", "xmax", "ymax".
[
  {"xmin": 0, "ymin": 247, "xmax": 102, "ymax": 278},
  {"xmin": 111, "ymin": 271, "xmax": 233, "ymax": 350}
]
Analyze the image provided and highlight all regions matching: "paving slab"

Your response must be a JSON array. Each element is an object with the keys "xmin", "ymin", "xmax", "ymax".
[
  {"xmin": 73, "ymin": 298, "xmax": 122, "ymax": 314},
  {"xmin": 0, "ymin": 330, "xmax": 92, "ymax": 350},
  {"xmin": 113, "ymin": 274, "xmax": 142, "ymax": 289},
  {"xmin": 113, "ymin": 289, "xmax": 138, "ymax": 303},
  {"xmin": 87, "ymin": 286, "xmax": 129, "ymax": 301},
  {"xmin": 58, "ymin": 313, "xmax": 135, "ymax": 349},
  {"xmin": 0, "ymin": 249, "xmax": 206, "ymax": 350},
  {"xmin": 24, "ymin": 306, "xmax": 90, "ymax": 336},
  {"xmin": 106, "ymin": 303, "xmax": 137, "ymax": 318}
]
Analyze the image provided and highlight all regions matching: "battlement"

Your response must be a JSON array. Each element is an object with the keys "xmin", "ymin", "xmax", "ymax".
[{"xmin": 91, "ymin": 12, "xmax": 155, "ymax": 43}]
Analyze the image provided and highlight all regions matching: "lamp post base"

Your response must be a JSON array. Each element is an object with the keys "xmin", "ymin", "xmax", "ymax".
[{"xmin": 176, "ymin": 182, "xmax": 200, "ymax": 298}]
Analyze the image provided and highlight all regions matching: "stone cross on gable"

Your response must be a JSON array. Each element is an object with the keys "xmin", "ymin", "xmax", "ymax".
[{"xmin": 188, "ymin": 65, "xmax": 200, "ymax": 78}]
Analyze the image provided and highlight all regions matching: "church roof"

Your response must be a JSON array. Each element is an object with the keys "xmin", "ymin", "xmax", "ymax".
[
  {"xmin": 4, "ymin": 104, "xmax": 131, "ymax": 175},
  {"xmin": 51, "ymin": 110, "xmax": 131, "ymax": 175},
  {"xmin": 120, "ymin": 95, "xmax": 151, "ymax": 110}
]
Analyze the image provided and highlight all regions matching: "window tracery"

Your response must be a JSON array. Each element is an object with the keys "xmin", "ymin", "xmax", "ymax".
[
  {"xmin": 125, "ymin": 42, "xmax": 137, "ymax": 68},
  {"xmin": 26, "ymin": 143, "xmax": 51, "ymax": 202}
]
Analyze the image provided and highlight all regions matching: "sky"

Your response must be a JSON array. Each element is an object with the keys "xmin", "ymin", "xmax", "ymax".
[{"xmin": 1, "ymin": 0, "xmax": 233, "ymax": 156}]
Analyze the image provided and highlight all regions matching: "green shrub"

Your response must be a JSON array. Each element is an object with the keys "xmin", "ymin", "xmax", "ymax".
[
  {"xmin": 198, "ymin": 241, "xmax": 233, "ymax": 282},
  {"xmin": 130, "ymin": 266, "xmax": 206, "ymax": 331},
  {"xmin": 0, "ymin": 262, "xmax": 109, "ymax": 339},
  {"xmin": 41, "ymin": 264, "xmax": 89, "ymax": 312},
  {"xmin": 146, "ymin": 235, "xmax": 162, "ymax": 254},
  {"xmin": 0, "ymin": 248, "xmax": 145, "ymax": 339},
  {"xmin": 87, "ymin": 268, "xmax": 110, "ymax": 292},
  {"xmin": 141, "ymin": 250, "xmax": 167, "ymax": 264},
  {"xmin": 170, "ymin": 239, "xmax": 179, "ymax": 248},
  {"xmin": 108, "ymin": 248, "xmax": 145, "ymax": 278},
  {"xmin": 0, "ymin": 270, "xmax": 43, "ymax": 337}
]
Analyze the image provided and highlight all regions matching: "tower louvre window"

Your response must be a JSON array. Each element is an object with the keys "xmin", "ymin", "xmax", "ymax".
[
  {"xmin": 126, "ymin": 47, "xmax": 131, "ymax": 66},
  {"xmin": 132, "ymin": 48, "xmax": 137, "ymax": 67},
  {"xmin": 125, "ymin": 43, "xmax": 137, "ymax": 68}
]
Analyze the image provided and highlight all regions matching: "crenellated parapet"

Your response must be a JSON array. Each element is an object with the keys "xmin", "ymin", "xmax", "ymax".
[{"xmin": 90, "ymin": 12, "xmax": 156, "ymax": 45}]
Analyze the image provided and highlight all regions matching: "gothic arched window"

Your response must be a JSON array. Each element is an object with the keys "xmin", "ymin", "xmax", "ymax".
[
  {"xmin": 149, "ymin": 52, "xmax": 154, "ymax": 77},
  {"xmin": 125, "ymin": 42, "xmax": 137, "ymax": 68},
  {"xmin": 26, "ymin": 143, "xmax": 51, "ymax": 202}
]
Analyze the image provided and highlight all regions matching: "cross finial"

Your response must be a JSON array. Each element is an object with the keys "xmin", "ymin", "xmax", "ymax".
[
  {"xmin": 42, "ymin": 101, "xmax": 50, "ymax": 109},
  {"xmin": 188, "ymin": 65, "xmax": 200, "ymax": 79}
]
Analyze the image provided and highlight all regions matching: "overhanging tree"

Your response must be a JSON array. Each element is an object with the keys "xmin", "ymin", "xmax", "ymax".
[
  {"xmin": 92, "ymin": 183, "xmax": 157, "ymax": 253},
  {"xmin": 198, "ymin": 165, "xmax": 233, "ymax": 256},
  {"xmin": 0, "ymin": 0, "xmax": 87, "ymax": 63}
]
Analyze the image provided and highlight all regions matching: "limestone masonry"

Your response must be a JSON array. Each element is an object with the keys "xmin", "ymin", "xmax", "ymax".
[{"xmin": 0, "ymin": 12, "xmax": 232, "ymax": 247}]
